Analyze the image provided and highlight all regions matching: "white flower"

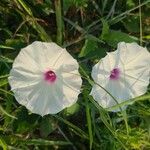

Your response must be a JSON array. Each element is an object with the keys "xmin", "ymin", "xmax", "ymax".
[
  {"xmin": 8, "ymin": 41, "xmax": 82, "ymax": 116},
  {"xmin": 90, "ymin": 42, "xmax": 150, "ymax": 111}
]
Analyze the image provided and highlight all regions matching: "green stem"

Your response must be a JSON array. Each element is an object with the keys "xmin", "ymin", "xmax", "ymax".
[
  {"xmin": 55, "ymin": 0, "xmax": 63, "ymax": 45},
  {"xmin": 139, "ymin": 0, "xmax": 142, "ymax": 45},
  {"xmin": 84, "ymin": 91, "xmax": 93, "ymax": 150}
]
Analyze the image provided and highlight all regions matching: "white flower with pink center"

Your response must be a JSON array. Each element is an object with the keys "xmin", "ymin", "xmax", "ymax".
[
  {"xmin": 90, "ymin": 42, "xmax": 150, "ymax": 111},
  {"xmin": 8, "ymin": 41, "xmax": 82, "ymax": 116}
]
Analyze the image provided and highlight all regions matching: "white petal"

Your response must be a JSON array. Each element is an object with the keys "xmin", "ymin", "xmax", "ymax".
[
  {"xmin": 90, "ymin": 42, "xmax": 150, "ymax": 111},
  {"xmin": 9, "ymin": 41, "xmax": 82, "ymax": 116},
  {"xmin": 120, "ymin": 69, "xmax": 149, "ymax": 98},
  {"xmin": 24, "ymin": 73, "xmax": 82, "ymax": 116},
  {"xmin": 117, "ymin": 42, "xmax": 150, "ymax": 65},
  {"xmin": 91, "ymin": 80, "xmax": 131, "ymax": 109},
  {"xmin": 52, "ymin": 48, "xmax": 79, "ymax": 71}
]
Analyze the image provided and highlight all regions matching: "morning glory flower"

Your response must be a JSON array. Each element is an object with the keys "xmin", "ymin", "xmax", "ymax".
[
  {"xmin": 90, "ymin": 42, "xmax": 150, "ymax": 111},
  {"xmin": 9, "ymin": 41, "xmax": 82, "ymax": 116}
]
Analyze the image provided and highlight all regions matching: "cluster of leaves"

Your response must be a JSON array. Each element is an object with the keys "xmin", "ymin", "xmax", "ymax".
[{"xmin": 0, "ymin": 0, "xmax": 150, "ymax": 149}]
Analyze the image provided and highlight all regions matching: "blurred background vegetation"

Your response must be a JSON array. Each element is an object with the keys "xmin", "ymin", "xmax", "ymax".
[{"xmin": 0, "ymin": 0, "xmax": 150, "ymax": 149}]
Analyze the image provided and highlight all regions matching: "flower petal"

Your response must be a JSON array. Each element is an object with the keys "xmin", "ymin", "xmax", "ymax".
[
  {"xmin": 90, "ymin": 80, "xmax": 131, "ymax": 110},
  {"xmin": 9, "ymin": 41, "xmax": 82, "ymax": 116},
  {"xmin": 90, "ymin": 42, "xmax": 150, "ymax": 111},
  {"xmin": 117, "ymin": 42, "xmax": 150, "ymax": 65}
]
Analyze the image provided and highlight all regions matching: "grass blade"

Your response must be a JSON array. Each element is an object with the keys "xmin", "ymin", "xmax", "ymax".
[{"xmin": 24, "ymin": 139, "xmax": 72, "ymax": 146}]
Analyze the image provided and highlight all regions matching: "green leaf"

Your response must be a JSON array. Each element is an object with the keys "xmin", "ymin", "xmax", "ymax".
[
  {"xmin": 126, "ymin": 0, "xmax": 135, "ymax": 8},
  {"xmin": 100, "ymin": 19, "xmax": 109, "ymax": 39},
  {"xmin": 63, "ymin": 0, "xmax": 88, "ymax": 12},
  {"xmin": 0, "ymin": 138, "xmax": 7, "ymax": 150},
  {"xmin": 0, "ymin": 79, "xmax": 8, "ymax": 87},
  {"xmin": 17, "ymin": 0, "xmax": 33, "ymax": 16},
  {"xmin": 79, "ymin": 39, "xmax": 98, "ymax": 57},
  {"xmin": 0, "ymin": 45, "xmax": 15, "ymax": 50},
  {"xmin": 5, "ymin": 39, "xmax": 25, "ymax": 50},
  {"xmin": 123, "ymin": 16, "xmax": 140, "ymax": 33},
  {"xmin": 40, "ymin": 117, "xmax": 57, "ymax": 138},
  {"xmin": 0, "ymin": 56, "xmax": 13, "ymax": 63},
  {"xmin": 12, "ymin": 108, "xmax": 38, "ymax": 133},
  {"xmin": 0, "ymin": 105, "xmax": 17, "ymax": 119},
  {"xmin": 32, "ymin": 21, "xmax": 51, "ymax": 42},
  {"xmin": 63, "ymin": 0, "xmax": 73, "ymax": 14},
  {"xmin": 102, "ymin": 30, "xmax": 138, "ymax": 47},
  {"xmin": 64, "ymin": 103, "xmax": 80, "ymax": 116}
]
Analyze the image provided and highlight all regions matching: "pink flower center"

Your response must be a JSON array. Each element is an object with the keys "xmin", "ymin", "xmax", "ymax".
[
  {"xmin": 44, "ymin": 70, "xmax": 57, "ymax": 83},
  {"xmin": 109, "ymin": 68, "xmax": 120, "ymax": 80}
]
